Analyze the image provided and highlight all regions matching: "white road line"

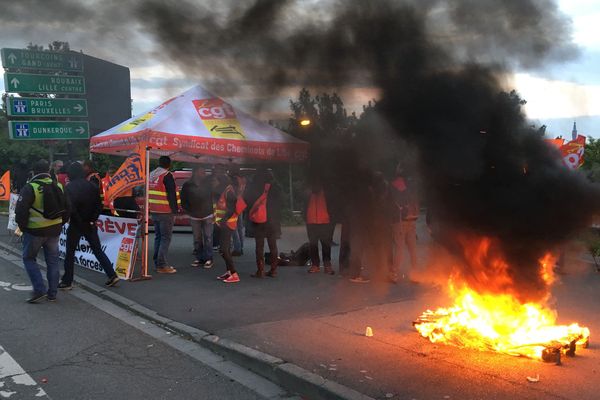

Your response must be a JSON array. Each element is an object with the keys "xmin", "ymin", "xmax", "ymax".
[{"xmin": 0, "ymin": 345, "xmax": 48, "ymax": 399}]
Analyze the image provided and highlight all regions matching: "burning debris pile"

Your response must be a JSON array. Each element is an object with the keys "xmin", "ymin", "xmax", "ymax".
[{"xmin": 135, "ymin": 0, "xmax": 600, "ymax": 360}]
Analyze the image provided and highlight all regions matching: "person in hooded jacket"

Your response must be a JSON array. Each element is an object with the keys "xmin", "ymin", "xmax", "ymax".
[
  {"xmin": 244, "ymin": 169, "xmax": 282, "ymax": 278},
  {"xmin": 59, "ymin": 162, "xmax": 119, "ymax": 290}
]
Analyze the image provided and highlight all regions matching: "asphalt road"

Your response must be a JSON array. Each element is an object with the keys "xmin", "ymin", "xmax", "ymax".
[
  {"xmin": 0, "ymin": 257, "xmax": 282, "ymax": 400},
  {"xmin": 2, "ymin": 215, "xmax": 599, "ymax": 400}
]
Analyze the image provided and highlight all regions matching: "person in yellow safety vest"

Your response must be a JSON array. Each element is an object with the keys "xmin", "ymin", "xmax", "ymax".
[
  {"xmin": 212, "ymin": 174, "xmax": 240, "ymax": 283},
  {"xmin": 148, "ymin": 156, "xmax": 179, "ymax": 274},
  {"xmin": 15, "ymin": 159, "xmax": 68, "ymax": 303}
]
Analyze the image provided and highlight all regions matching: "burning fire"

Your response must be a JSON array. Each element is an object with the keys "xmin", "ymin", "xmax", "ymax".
[{"xmin": 414, "ymin": 238, "xmax": 590, "ymax": 362}]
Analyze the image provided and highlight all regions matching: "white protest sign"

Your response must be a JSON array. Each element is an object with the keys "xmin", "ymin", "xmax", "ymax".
[{"xmin": 59, "ymin": 214, "xmax": 138, "ymax": 279}]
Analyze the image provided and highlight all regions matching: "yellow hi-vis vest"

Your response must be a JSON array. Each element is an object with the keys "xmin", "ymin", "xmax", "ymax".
[{"xmin": 27, "ymin": 178, "xmax": 64, "ymax": 230}]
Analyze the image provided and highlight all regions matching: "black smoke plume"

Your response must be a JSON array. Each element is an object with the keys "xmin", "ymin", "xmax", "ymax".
[{"xmin": 137, "ymin": 0, "xmax": 599, "ymax": 301}]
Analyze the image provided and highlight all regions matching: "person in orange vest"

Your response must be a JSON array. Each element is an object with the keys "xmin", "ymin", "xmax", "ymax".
[
  {"xmin": 245, "ymin": 169, "xmax": 282, "ymax": 278},
  {"xmin": 305, "ymin": 176, "xmax": 335, "ymax": 275},
  {"xmin": 230, "ymin": 167, "xmax": 247, "ymax": 256},
  {"xmin": 148, "ymin": 156, "xmax": 179, "ymax": 274},
  {"xmin": 212, "ymin": 174, "xmax": 240, "ymax": 283}
]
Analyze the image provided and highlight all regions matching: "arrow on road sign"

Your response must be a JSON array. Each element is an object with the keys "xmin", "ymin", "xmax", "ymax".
[
  {"xmin": 7, "ymin": 53, "xmax": 16, "ymax": 64},
  {"xmin": 76, "ymin": 127, "xmax": 85, "ymax": 135},
  {"xmin": 10, "ymin": 78, "xmax": 20, "ymax": 88},
  {"xmin": 74, "ymin": 104, "xmax": 83, "ymax": 112}
]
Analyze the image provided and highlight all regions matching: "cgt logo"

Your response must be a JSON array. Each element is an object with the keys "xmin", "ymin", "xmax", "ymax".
[
  {"xmin": 0, "ymin": 182, "xmax": 6, "ymax": 198},
  {"xmin": 193, "ymin": 98, "xmax": 236, "ymax": 120}
]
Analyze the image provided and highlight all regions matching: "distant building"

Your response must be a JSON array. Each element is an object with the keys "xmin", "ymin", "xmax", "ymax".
[{"xmin": 572, "ymin": 121, "xmax": 578, "ymax": 141}]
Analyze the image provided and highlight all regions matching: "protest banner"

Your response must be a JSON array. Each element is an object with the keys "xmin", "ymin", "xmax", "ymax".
[
  {"xmin": 7, "ymin": 194, "xmax": 19, "ymax": 232},
  {"xmin": 58, "ymin": 214, "xmax": 138, "ymax": 279}
]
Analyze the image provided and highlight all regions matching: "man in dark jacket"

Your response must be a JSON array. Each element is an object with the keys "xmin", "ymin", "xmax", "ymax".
[
  {"xmin": 245, "ymin": 169, "xmax": 282, "ymax": 278},
  {"xmin": 59, "ymin": 162, "xmax": 119, "ymax": 289},
  {"xmin": 16, "ymin": 159, "xmax": 67, "ymax": 303},
  {"xmin": 180, "ymin": 166, "xmax": 214, "ymax": 268}
]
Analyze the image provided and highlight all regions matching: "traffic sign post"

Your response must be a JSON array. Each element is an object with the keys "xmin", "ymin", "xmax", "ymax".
[
  {"xmin": 9, "ymin": 121, "xmax": 90, "ymax": 140},
  {"xmin": 1, "ymin": 48, "xmax": 83, "ymax": 72},
  {"xmin": 6, "ymin": 97, "xmax": 88, "ymax": 117},
  {"xmin": 4, "ymin": 72, "xmax": 85, "ymax": 94}
]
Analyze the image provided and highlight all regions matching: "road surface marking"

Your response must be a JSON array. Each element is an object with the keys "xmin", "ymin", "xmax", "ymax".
[{"xmin": 0, "ymin": 345, "xmax": 47, "ymax": 398}]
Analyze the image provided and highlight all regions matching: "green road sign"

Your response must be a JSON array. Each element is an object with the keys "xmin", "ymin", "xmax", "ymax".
[
  {"xmin": 7, "ymin": 97, "xmax": 88, "ymax": 117},
  {"xmin": 1, "ymin": 48, "xmax": 83, "ymax": 71},
  {"xmin": 9, "ymin": 121, "xmax": 90, "ymax": 140},
  {"xmin": 4, "ymin": 72, "xmax": 85, "ymax": 94}
]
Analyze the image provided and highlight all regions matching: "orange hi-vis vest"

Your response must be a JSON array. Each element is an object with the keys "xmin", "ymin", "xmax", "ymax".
[
  {"xmin": 215, "ymin": 185, "xmax": 239, "ymax": 230},
  {"xmin": 149, "ymin": 169, "xmax": 174, "ymax": 213},
  {"xmin": 307, "ymin": 189, "xmax": 330, "ymax": 224}
]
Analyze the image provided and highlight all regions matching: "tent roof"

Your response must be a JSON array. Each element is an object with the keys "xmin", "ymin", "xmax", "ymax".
[{"xmin": 90, "ymin": 85, "xmax": 309, "ymax": 163}]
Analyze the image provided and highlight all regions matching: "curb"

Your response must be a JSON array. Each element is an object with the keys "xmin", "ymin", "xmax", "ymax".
[{"xmin": 0, "ymin": 239, "xmax": 374, "ymax": 400}]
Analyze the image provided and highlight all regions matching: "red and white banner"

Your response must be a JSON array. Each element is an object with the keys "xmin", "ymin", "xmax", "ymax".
[
  {"xmin": 58, "ymin": 215, "xmax": 138, "ymax": 280},
  {"xmin": 546, "ymin": 135, "xmax": 586, "ymax": 169}
]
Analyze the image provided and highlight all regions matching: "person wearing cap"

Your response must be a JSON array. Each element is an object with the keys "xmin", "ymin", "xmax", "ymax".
[{"xmin": 15, "ymin": 159, "xmax": 68, "ymax": 303}]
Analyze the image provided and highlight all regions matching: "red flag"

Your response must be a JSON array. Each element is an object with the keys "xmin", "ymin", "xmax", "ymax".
[
  {"xmin": 0, "ymin": 171, "xmax": 9, "ymax": 201},
  {"xmin": 104, "ymin": 147, "xmax": 146, "ymax": 203},
  {"xmin": 560, "ymin": 135, "xmax": 586, "ymax": 169}
]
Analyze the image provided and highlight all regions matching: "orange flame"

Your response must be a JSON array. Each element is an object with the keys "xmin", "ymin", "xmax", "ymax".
[{"xmin": 414, "ymin": 238, "xmax": 590, "ymax": 361}]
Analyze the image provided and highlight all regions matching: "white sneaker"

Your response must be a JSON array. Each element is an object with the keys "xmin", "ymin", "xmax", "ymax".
[{"xmin": 204, "ymin": 260, "xmax": 213, "ymax": 269}]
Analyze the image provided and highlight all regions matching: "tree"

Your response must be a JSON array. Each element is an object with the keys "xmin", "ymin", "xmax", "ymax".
[{"xmin": 583, "ymin": 137, "xmax": 600, "ymax": 181}]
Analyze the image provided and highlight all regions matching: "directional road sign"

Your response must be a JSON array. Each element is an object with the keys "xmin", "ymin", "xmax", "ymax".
[
  {"xmin": 1, "ymin": 48, "xmax": 83, "ymax": 71},
  {"xmin": 6, "ymin": 97, "xmax": 88, "ymax": 117},
  {"xmin": 4, "ymin": 72, "xmax": 85, "ymax": 94},
  {"xmin": 8, "ymin": 121, "xmax": 90, "ymax": 140}
]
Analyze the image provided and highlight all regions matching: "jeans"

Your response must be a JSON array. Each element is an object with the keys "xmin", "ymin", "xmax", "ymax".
[
  {"xmin": 190, "ymin": 217, "xmax": 214, "ymax": 262},
  {"xmin": 22, "ymin": 232, "xmax": 60, "ymax": 298},
  {"xmin": 306, "ymin": 223, "xmax": 335, "ymax": 267},
  {"xmin": 152, "ymin": 213, "xmax": 175, "ymax": 268},
  {"xmin": 232, "ymin": 214, "xmax": 245, "ymax": 253},
  {"xmin": 63, "ymin": 223, "xmax": 116, "ymax": 285},
  {"xmin": 219, "ymin": 226, "xmax": 236, "ymax": 273}
]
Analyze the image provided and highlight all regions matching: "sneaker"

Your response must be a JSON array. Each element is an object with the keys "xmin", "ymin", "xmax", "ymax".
[
  {"xmin": 223, "ymin": 272, "xmax": 240, "ymax": 283},
  {"xmin": 212, "ymin": 245, "xmax": 219, "ymax": 251},
  {"xmin": 190, "ymin": 260, "xmax": 202, "ymax": 267},
  {"xmin": 349, "ymin": 276, "xmax": 370, "ymax": 284},
  {"xmin": 27, "ymin": 292, "xmax": 47, "ymax": 304},
  {"xmin": 307, "ymin": 265, "xmax": 320, "ymax": 273},
  {"xmin": 58, "ymin": 282, "xmax": 73, "ymax": 291},
  {"xmin": 105, "ymin": 276, "xmax": 120, "ymax": 287},
  {"xmin": 204, "ymin": 260, "xmax": 214, "ymax": 269},
  {"xmin": 217, "ymin": 271, "xmax": 231, "ymax": 280},
  {"xmin": 324, "ymin": 266, "xmax": 335, "ymax": 275},
  {"xmin": 157, "ymin": 266, "xmax": 177, "ymax": 274}
]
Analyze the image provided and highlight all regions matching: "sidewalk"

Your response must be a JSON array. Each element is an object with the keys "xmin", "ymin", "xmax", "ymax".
[{"xmin": 2, "ymin": 216, "xmax": 600, "ymax": 399}]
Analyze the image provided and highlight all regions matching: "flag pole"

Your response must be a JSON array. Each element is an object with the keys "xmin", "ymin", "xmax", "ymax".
[{"xmin": 142, "ymin": 145, "xmax": 152, "ymax": 279}]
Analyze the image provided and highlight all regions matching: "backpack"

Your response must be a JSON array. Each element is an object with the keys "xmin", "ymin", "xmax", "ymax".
[
  {"xmin": 249, "ymin": 183, "xmax": 271, "ymax": 223},
  {"xmin": 31, "ymin": 180, "xmax": 67, "ymax": 220}
]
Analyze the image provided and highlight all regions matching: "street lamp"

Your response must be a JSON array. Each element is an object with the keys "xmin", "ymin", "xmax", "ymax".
[{"xmin": 299, "ymin": 118, "xmax": 311, "ymax": 127}]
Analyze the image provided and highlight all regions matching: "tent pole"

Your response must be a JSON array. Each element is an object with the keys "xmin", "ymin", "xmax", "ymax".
[{"xmin": 143, "ymin": 145, "xmax": 151, "ymax": 278}]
